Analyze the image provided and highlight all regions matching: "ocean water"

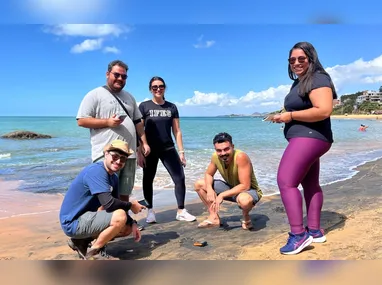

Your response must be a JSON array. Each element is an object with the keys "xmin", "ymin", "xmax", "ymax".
[{"xmin": 1, "ymin": 116, "xmax": 382, "ymax": 197}]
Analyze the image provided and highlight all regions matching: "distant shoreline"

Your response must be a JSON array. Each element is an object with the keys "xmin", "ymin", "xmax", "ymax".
[
  {"xmin": 0, "ymin": 115, "xmax": 265, "ymax": 118},
  {"xmin": 331, "ymin": 114, "xmax": 382, "ymax": 120},
  {"xmin": 216, "ymin": 114, "xmax": 382, "ymax": 120},
  {"xmin": 1, "ymin": 114, "xmax": 381, "ymax": 119}
]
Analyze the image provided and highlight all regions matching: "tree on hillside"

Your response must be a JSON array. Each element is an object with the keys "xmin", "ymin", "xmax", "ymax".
[
  {"xmin": 379, "ymin": 85, "xmax": 382, "ymax": 93},
  {"xmin": 339, "ymin": 92, "xmax": 361, "ymax": 107},
  {"xmin": 359, "ymin": 101, "xmax": 380, "ymax": 113}
]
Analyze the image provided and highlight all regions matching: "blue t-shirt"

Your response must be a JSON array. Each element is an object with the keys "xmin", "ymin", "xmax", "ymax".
[
  {"xmin": 59, "ymin": 162, "xmax": 119, "ymax": 237},
  {"xmin": 283, "ymin": 72, "xmax": 336, "ymax": 143}
]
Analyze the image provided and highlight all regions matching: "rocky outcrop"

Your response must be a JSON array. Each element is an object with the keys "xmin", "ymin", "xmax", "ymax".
[{"xmin": 1, "ymin": 131, "xmax": 52, "ymax": 139}]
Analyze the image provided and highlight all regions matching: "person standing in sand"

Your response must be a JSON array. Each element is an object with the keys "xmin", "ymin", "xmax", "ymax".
[
  {"xmin": 59, "ymin": 140, "xmax": 146, "ymax": 260},
  {"xmin": 271, "ymin": 42, "xmax": 337, "ymax": 255},
  {"xmin": 76, "ymin": 60, "xmax": 150, "ymax": 230},
  {"xmin": 137, "ymin": 76, "xmax": 196, "ymax": 223},
  {"xmin": 194, "ymin": 132, "xmax": 263, "ymax": 230}
]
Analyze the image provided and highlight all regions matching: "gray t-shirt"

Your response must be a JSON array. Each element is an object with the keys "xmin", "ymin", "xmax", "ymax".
[
  {"xmin": 283, "ymin": 72, "xmax": 335, "ymax": 143},
  {"xmin": 77, "ymin": 86, "xmax": 142, "ymax": 161}
]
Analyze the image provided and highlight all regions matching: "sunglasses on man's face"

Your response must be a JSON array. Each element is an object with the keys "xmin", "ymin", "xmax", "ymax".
[
  {"xmin": 108, "ymin": 151, "xmax": 128, "ymax": 163},
  {"xmin": 288, "ymin": 56, "xmax": 307, "ymax": 64},
  {"xmin": 151, "ymin": 85, "xmax": 165, "ymax": 91},
  {"xmin": 111, "ymin": 72, "xmax": 128, "ymax": 80}
]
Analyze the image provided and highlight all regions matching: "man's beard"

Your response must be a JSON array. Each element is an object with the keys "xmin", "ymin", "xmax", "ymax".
[
  {"xmin": 220, "ymin": 155, "xmax": 229, "ymax": 166},
  {"xmin": 110, "ymin": 81, "xmax": 125, "ymax": 92}
]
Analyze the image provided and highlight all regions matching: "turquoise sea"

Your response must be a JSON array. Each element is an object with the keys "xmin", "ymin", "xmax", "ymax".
[{"xmin": 1, "ymin": 116, "xmax": 382, "ymax": 197}]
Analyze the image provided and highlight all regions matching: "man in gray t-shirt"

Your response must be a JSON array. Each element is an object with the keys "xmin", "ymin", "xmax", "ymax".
[{"xmin": 76, "ymin": 60, "xmax": 151, "ymax": 202}]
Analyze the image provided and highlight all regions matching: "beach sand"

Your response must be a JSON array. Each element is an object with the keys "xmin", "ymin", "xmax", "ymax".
[
  {"xmin": 0, "ymin": 157, "xmax": 381, "ymax": 261},
  {"xmin": 331, "ymin": 114, "xmax": 382, "ymax": 120}
]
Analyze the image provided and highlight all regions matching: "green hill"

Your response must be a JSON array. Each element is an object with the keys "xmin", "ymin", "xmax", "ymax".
[{"xmin": 270, "ymin": 86, "xmax": 382, "ymax": 115}]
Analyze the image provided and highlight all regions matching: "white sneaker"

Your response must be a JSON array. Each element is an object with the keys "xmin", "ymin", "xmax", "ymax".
[
  {"xmin": 146, "ymin": 209, "xmax": 156, "ymax": 224},
  {"xmin": 176, "ymin": 209, "xmax": 196, "ymax": 222}
]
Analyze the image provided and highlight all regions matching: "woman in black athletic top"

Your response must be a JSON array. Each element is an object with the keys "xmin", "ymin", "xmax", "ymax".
[{"xmin": 138, "ymin": 76, "xmax": 196, "ymax": 224}]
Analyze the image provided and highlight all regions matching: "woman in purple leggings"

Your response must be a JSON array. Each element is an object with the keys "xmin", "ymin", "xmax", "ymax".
[{"xmin": 271, "ymin": 42, "xmax": 337, "ymax": 255}]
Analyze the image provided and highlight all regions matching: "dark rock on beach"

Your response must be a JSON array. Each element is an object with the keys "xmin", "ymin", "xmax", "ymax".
[{"xmin": 1, "ymin": 131, "xmax": 52, "ymax": 139}]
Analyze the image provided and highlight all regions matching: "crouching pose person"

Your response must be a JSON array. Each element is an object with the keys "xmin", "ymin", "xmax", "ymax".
[
  {"xmin": 59, "ymin": 140, "xmax": 146, "ymax": 260},
  {"xmin": 194, "ymin": 132, "xmax": 263, "ymax": 229}
]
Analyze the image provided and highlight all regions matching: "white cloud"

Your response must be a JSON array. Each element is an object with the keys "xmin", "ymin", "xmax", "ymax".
[
  {"xmin": 177, "ymin": 86, "xmax": 288, "ymax": 110},
  {"xmin": 70, "ymin": 38, "xmax": 103, "ymax": 54},
  {"xmin": 177, "ymin": 54, "xmax": 382, "ymax": 114},
  {"xmin": 363, "ymin": 75, "xmax": 382, "ymax": 84},
  {"xmin": 43, "ymin": 24, "xmax": 129, "ymax": 37},
  {"xmin": 260, "ymin": 101, "xmax": 283, "ymax": 106},
  {"xmin": 326, "ymin": 55, "xmax": 382, "ymax": 91},
  {"xmin": 193, "ymin": 35, "xmax": 216, "ymax": 49},
  {"xmin": 103, "ymin": 46, "xmax": 121, "ymax": 54},
  {"xmin": 239, "ymin": 85, "xmax": 291, "ymax": 104},
  {"xmin": 43, "ymin": 24, "xmax": 129, "ymax": 54},
  {"xmin": 136, "ymin": 98, "xmax": 151, "ymax": 106},
  {"xmin": 179, "ymin": 91, "xmax": 238, "ymax": 107}
]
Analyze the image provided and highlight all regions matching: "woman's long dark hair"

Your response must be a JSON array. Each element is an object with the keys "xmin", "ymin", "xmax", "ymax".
[
  {"xmin": 149, "ymin": 76, "xmax": 166, "ymax": 100},
  {"xmin": 288, "ymin": 42, "xmax": 337, "ymax": 99}
]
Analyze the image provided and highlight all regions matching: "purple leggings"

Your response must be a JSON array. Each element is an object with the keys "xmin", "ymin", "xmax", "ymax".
[{"xmin": 277, "ymin": 137, "xmax": 331, "ymax": 234}]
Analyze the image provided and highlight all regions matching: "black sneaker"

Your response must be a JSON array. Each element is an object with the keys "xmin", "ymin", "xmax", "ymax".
[
  {"xmin": 67, "ymin": 238, "xmax": 92, "ymax": 259},
  {"xmin": 85, "ymin": 247, "xmax": 119, "ymax": 260}
]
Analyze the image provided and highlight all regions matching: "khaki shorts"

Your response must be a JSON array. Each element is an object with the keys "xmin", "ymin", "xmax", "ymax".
[
  {"xmin": 94, "ymin": 157, "xmax": 136, "ymax": 196},
  {"xmin": 213, "ymin": 179, "xmax": 259, "ymax": 205},
  {"xmin": 73, "ymin": 210, "xmax": 113, "ymax": 239}
]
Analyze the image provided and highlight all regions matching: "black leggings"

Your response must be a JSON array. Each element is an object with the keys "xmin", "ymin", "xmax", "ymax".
[{"xmin": 142, "ymin": 148, "xmax": 186, "ymax": 209}]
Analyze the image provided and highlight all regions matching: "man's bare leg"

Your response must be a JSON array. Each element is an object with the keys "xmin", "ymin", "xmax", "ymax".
[
  {"xmin": 116, "ymin": 224, "xmax": 133, "ymax": 237},
  {"xmin": 90, "ymin": 209, "xmax": 127, "ymax": 250},
  {"xmin": 237, "ymin": 193, "xmax": 254, "ymax": 229},
  {"xmin": 194, "ymin": 180, "xmax": 220, "ymax": 225}
]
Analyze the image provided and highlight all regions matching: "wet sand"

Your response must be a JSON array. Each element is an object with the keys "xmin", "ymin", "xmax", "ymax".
[{"xmin": 0, "ymin": 157, "xmax": 381, "ymax": 260}]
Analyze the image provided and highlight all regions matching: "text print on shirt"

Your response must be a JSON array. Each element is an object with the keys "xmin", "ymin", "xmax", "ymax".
[{"xmin": 149, "ymin": 110, "xmax": 172, "ymax": 117}]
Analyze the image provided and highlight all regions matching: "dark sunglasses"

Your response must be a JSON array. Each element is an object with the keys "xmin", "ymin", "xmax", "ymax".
[
  {"xmin": 151, "ymin": 84, "xmax": 165, "ymax": 91},
  {"xmin": 288, "ymin": 56, "xmax": 307, "ymax": 64},
  {"xmin": 108, "ymin": 151, "xmax": 128, "ymax": 163},
  {"xmin": 111, "ymin": 72, "xmax": 128, "ymax": 80}
]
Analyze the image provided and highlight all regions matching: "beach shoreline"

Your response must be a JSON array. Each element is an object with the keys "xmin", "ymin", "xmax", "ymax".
[
  {"xmin": 1, "ymin": 156, "xmax": 382, "ymax": 260},
  {"xmin": 331, "ymin": 114, "xmax": 382, "ymax": 120}
]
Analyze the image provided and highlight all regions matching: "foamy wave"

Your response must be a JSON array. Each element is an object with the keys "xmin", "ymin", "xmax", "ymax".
[
  {"xmin": 322, "ymin": 154, "xmax": 382, "ymax": 187},
  {"xmin": 0, "ymin": 210, "xmax": 59, "ymax": 220},
  {"xmin": 0, "ymin": 153, "xmax": 11, "ymax": 159}
]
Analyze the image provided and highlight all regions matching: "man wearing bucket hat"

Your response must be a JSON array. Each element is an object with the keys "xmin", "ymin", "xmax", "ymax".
[{"xmin": 59, "ymin": 140, "xmax": 146, "ymax": 260}]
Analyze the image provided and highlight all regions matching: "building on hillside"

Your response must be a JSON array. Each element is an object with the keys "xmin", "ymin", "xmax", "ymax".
[{"xmin": 356, "ymin": 90, "xmax": 382, "ymax": 105}]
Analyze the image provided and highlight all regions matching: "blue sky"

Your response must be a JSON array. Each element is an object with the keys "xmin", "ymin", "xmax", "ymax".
[
  {"xmin": 1, "ymin": 1, "xmax": 381, "ymax": 24},
  {"xmin": 0, "ymin": 3, "xmax": 382, "ymax": 116}
]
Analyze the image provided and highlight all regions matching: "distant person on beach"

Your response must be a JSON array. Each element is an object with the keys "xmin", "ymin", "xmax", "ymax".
[
  {"xmin": 359, "ymin": 124, "xmax": 368, "ymax": 131},
  {"xmin": 137, "ymin": 76, "xmax": 196, "ymax": 223},
  {"xmin": 270, "ymin": 41, "xmax": 337, "ymax": 255},
  {"xmin": 59, "ymin": 140, "xmax": 146, "ymax": 260},
  {"xmin": 194, "ymin": 132, "xmax": 263, "ymax": 230},
  {"xmin": 76, "ymin": 60, "xmax": 151, "ymax": 229}
]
